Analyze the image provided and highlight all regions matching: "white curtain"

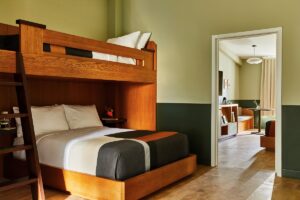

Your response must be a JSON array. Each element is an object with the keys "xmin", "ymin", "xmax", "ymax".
[{"xmin": 260, "ymin": 59, "xmax": 276, "ymax": 116}]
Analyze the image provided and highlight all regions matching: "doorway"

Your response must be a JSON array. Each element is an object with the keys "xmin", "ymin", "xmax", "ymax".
[{"xmin": 211, "ymin": 28, "xmax": 282, "ymax": 176}]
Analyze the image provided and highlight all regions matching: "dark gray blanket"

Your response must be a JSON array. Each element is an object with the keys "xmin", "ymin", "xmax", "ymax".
[{"xmin": 96, "ymin": 131, "xmax": 189, "ymax": 180}]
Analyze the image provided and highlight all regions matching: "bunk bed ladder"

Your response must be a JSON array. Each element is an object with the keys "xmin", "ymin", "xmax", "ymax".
[{"xmin": 0, "ymin": 53, "xmax": 45, "ymax": 199}]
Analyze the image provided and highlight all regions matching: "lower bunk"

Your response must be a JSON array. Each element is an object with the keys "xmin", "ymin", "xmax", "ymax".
[{"xmin": 6, "ymin": 125, "xmax": 196, "ymax": 199}]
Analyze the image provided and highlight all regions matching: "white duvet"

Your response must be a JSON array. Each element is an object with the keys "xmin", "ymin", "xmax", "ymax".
[{"xmin": 13, "ymin": 127, "xmax": 150, "ymax": 176}]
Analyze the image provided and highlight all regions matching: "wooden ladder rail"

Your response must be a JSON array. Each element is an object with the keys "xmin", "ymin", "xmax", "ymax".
[
  {"xmin": 17, "ymin": 52, "xmax": 45, "ymax": 199},
  {"xmin": 0, "ymin": 18, "xmax": 46, "ymax": 199},
  {"xmin": 0, "ymin": 53, "xmax": 45, "ymax": 199}
]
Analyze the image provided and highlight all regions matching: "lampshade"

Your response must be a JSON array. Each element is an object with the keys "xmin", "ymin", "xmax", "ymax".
[
  {"xmin": 247, "ymin": 45, "xmax": 263, "ymax": 64},
  {"xmin": 247, "ymin": 57, "xmax": 262, "ymax": 64}
]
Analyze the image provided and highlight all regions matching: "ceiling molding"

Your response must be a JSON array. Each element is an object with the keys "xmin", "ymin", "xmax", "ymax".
[{"xmin": 219, "ymin": 44, "xmax": 243, "ymax": 66}]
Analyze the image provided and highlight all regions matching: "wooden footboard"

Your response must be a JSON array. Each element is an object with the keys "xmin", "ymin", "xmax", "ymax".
[{"xmin": 41, "ymin": 154, "xmax": 197, "ymax": 200}]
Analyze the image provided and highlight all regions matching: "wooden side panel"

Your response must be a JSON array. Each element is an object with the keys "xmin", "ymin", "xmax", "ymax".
[
  {"xmin": 119, "ymin": 83, "xmax": 157, "ymax": 130},
  {"xmin": 0, "ymin": 23, "xmax": 18, "ymax": 35},
  {"xmin": 27, "ymin": 78, "xmax": 107, "ymax": 111},
  {"xmin": 0, "ymin": 51, "xmax": 156, "ymax": 83},
  {"xmin": 0, "ymin": 76, "xmax": 109, "ymax": 112},
  {"xmin": 0, "ymin": 73, "xmax": 17, "ymax": 111},
  {"xmin": 41, "ymin": 165, "xmax": 125, "ymax": 200},
  {"xmin": 19, "ymin": 24, "xmax": 43, "ymax": 54},
  {"xmin": 22, "ymin": 53, "xmax": 156, "ymax": 83},
  {"xmin": 0, "ymin": 50, "xmax": 16, "ymax": 73},
  {"xmin": 145, "ymin": 41, "xmax": 157, "ymax": 70},
  {"xmin": 50, "ymin": 45, "xmax": 66, "ymax": 54},
  {"xmin": 125, "ymin": 155, "xmax": 197, "ymax": 200},
  {"xmin": 6, "ymin": 155, "xmax": 196, "ymax": 200}
]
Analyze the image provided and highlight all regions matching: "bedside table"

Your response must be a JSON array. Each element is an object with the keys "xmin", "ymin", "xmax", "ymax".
[
  {"xmin": 101, "ymin": 118, "xmax": 127, "ymax": 128},
  {"xmin": 0, "ymin": 128, "xmax": 17, "ymax": 177}
]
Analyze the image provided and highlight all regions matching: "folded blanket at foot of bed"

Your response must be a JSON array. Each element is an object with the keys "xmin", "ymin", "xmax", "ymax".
[
  {"xmin": 98, "ymin": 130, "xmax": 189, "ymax": 180},
  {"xmin": 63, "ymin": 130, "xmax": 189, "ymax": 180}
]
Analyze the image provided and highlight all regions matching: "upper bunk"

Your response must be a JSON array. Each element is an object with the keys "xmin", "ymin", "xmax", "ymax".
[{"xmin": 0, "ymin": 20, "xmax": 157, "ymax": 83}]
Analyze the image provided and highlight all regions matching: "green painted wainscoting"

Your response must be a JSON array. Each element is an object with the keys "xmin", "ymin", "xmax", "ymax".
[
  {"xmin": 234, "ymin": 99, "xmax": 260, "ymax": 108},
  {"xmin": 156, "ymin": 103, "xmax": 211, "ymax": 165},
  {"xmin": 282, "ymin": 106, "xmax": 300, "ymax": 179}
]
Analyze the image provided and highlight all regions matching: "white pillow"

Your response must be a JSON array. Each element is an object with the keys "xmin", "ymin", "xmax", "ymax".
[
  {"xmin": 13, "ymin": 106, "xmax": 23, "ymax": 137},
  {"xmin": 136, "ymin": 32, "xmax": 152, "ymax": 50},
  {"xmin": 63, "ymin": 104, "xmax": 103, "ymax": 129},
  {"xmin": 107, "ymin": 31, "xmax": 141, "ymax": 48},
  {"xmin": 31, "ymin": 105, "xmax": 69, "ymax": 136}
]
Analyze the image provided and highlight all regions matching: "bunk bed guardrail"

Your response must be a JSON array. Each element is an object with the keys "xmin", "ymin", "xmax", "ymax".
[{"xmin": 0, "ymin": 20, "xmax": 157, "ymax": 83}]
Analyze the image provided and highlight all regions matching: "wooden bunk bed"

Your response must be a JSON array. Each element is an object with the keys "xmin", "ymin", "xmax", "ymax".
[{"xmin": 0, "ymin": 20, "xmax": 196, "ymax": 200}]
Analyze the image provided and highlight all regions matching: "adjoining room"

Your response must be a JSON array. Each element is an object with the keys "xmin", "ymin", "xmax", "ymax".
[{"xmin": 217, "ymin": 33, "xmax": 277, "ymax": 177}]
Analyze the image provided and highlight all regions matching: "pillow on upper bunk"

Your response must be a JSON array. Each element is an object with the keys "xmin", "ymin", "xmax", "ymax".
[
  {"xmin": 63, "ymin": 104, "xmax": 103, "ymax": 129},
  {"xmin": 31, "ymin": 105, "xmax": 70, "ymax": 136},
  {"xmin": 136, "ymin": 32, "xmax": 152, "ymax": 50},
  {"xmin": 107, "ymin": 31, "xmax": 141, "ymax": 48}
]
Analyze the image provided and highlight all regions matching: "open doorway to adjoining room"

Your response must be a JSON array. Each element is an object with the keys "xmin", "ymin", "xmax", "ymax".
[{"xmin": 211, "ymin": 28, "xmax": 282, "ymax": 176}]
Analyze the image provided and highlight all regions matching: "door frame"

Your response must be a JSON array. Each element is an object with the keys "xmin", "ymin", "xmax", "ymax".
[{"xmin": 211, "ymin": 27, "xmax": 283, "ymax": 176}]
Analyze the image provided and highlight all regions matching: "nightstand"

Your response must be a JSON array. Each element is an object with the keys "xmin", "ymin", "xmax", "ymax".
[
  {"xmin": 0, "ymin": 128, "xmax": 17, "ymax": 178},
  {"xmin": 101, "ymin": 118, "xmax": 127, "ymax": 128}
]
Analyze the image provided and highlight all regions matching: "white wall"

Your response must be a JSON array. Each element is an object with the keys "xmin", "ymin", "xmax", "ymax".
[{"xmin": 219, "ymin": 51, "xmax": 240, "ymax": 100}]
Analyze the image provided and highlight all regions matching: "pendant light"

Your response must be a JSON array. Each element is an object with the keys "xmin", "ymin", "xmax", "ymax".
[{"xmin": 247, "ymin": 45, "xmax": 263, "ymax": 64}]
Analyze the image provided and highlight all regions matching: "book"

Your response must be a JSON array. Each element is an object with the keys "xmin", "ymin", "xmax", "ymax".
[{"xmin": 101, "ymin": 117, "xmax": 119, "ymax": 121}]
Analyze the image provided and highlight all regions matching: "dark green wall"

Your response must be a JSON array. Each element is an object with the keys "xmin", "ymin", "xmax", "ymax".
[
  {"xmin": 233, "ymin": 99, "xmax": 260, "ymax": 108},
  {"xmin": 156, "ymin": 103, "xmax": 211, "ymax": 165},
  {"xmin": 282, "ymin": 106, "xmax": 300, "ymax": 179}
]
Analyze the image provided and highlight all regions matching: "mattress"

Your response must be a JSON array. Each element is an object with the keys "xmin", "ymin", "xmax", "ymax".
[
  {"xmin": 14, "ymin": 127, "xmax": 189, "ymax": 180},
  {"xmin": 0, "ymin": 35, "xmax": 136, "ymax": 65}
]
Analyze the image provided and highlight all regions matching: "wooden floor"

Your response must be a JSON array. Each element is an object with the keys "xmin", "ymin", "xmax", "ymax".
[{"xmin": 1, "ymin": 135, "xmax": 300, "ymax": 199}]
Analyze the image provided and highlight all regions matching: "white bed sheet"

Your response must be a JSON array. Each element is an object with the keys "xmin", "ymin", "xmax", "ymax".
[
  {"xmin": 13, "ymin": 127, "xmax": 134, "ymax": 174},
  {"xmin": 92, "ymin": 52, "xmax": 136, "ymax": 65}
]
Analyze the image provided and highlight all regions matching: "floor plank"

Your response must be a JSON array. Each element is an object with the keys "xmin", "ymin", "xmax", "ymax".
[{"xmin": 1, "ymin": 135, "xmax": 300, "ymax": 199}]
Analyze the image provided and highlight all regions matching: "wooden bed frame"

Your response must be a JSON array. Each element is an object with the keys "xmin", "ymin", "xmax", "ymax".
[
  {"xmin": 6, "ymin": 155, "xmax": 196, "ymax": 200},
  {"xmin": 0, "ymin": 20, "xmax": 197, "ymax": 199}
]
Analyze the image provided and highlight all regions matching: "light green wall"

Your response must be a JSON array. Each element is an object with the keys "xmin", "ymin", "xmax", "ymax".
[
  {"xmin": 107, "ymin": 0, "xmax": 123, "ymax": 38},
  {"xmin": 122, "ymin": 0, "xmax": 300, "ymax": 105},
  {"xmin": 219, "ymin": 51, "xmax": 240, "ymax": 100},
  {"xmin": 0, "ymin": 0, "xmax": 108, "ymax": 40},
  {"xmin": 239, "ymin": 60, "xmax": 261, "ymax": 100}
]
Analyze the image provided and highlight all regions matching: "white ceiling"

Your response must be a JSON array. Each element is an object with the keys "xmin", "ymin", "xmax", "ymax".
[{"xmin": 220, "ymin": 34, "xmax": 276, "ymax": 59}]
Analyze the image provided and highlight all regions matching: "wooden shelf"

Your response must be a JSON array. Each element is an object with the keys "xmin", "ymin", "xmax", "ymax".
[
  {"xmin": 0, "ymin": 113, "xmax": 28, "ymax": 119},
  {"xmin": 0, "ymin": 145, "xmax": 32, "ymax": 155},
  {"xmin": 220, "ymin": 104, "xmax": 238, "ymax": 136},
  {"xmin": 0, "ymin": 177, "xmax": 37, "ymax": 192},
  {"xmin": 0, "ymin": 81, "xmax": 23, "ymax": 86}
]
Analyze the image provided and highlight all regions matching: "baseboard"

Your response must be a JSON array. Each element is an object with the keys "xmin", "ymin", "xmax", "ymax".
[{"xmin": 282, "ymin": 169, "xmax": 300, "ymax": 179}]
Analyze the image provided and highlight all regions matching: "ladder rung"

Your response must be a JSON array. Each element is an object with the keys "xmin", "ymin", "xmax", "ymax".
[
  {"xmin": 0, "ymin": 113, "xmax": 28, "ymax": 119},
  {"xmin": 0, "ymin": 177, "xmax": 37, "ymax": 192},
  {"xmin": 0, "ymin": 145, "xmax": 32, "ymax": 155},
  {"xmin": 0, "ymin": 81, "xmax": 23, "ymax": 87}
]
